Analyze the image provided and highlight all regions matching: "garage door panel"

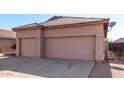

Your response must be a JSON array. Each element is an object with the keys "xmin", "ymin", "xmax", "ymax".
[
  {"xmin": 21, "ymin": 38, "xmax": 36, "ymax": 57},
  {"xmin": 45, "ymin": 36, "xmax": 95, "ymax": 60}
]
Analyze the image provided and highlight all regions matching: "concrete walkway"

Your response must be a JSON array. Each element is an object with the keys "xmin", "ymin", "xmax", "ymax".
[{"xmin": 0, "ymin": 57, "xmax": 95, "ymax": 78}]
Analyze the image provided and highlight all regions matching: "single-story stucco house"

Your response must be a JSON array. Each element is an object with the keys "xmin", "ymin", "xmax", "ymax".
[
  {"xmin": 13, "ymin": 16, "xmax": 109, "ymax": 62},
  {"xmin": 0, "ymin": 29, "xmax": 16, "ymax": 52}
]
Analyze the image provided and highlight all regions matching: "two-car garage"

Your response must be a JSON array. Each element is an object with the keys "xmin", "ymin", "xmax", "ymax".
[{"xmin": 45, "ymin": 36, "xmax": 95, "ymax": 60}]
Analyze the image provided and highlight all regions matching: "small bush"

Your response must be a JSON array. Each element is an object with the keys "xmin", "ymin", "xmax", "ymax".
[{"xmin": 11, "ymin": 44, "xmax": 16, "ymax": 49}]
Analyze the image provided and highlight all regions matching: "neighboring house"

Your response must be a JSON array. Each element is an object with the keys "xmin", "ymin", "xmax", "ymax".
[
  {"xmin": 13, "ymin": 16, "xmax": 109, "ymax": 62},
  {"xmin": 108, "ymin": 38, "xmax": 124, "ymax": 60},
  {"xmin": 113, "ymin": 38, "xmax": 124, "ymax": 43},
  {"xmin": 0, "ymin": 29, "xmax": 16, "ymax": 53}
]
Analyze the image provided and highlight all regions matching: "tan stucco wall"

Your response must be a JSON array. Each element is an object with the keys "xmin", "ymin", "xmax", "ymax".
[
  {"xmin": 44, "ymin": 24, "xmax": 105, "ymax": 62},
  {"xmin": 16, "ymin": 29, "xmax": 41, "ymax": 57},
  {"xmin": 95, "ymin": 36, "xmax": 105, "ymax": 61},
  {"xmin": 44, "ymin": 24, "xmax": 104, "ymax": 38}
]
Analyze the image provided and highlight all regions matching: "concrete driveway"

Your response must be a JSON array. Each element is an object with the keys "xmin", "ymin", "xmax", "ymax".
[{"xmin": 0, "ymin": 57, "xmax": 95, "ymax": 78}]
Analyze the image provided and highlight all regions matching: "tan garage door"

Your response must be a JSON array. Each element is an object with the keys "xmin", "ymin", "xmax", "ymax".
[
  {"xmin": 21, "ymin": 38, "xmax": 36, "ymax": 57},
  {"xmin": 45, "ymin": 36, "xmax": 95, "ymax": 60}
]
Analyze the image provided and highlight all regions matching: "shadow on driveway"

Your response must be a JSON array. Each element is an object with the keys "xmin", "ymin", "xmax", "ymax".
[
  {"xmin": 111, "ymin": 66, "xmax": 124, "ymax": 71},
  {"xmin": 0, "ymin": 57, "xmax": 95, "ymax": 78},
  {"xmin": 89, "ymin": 62, "xmax": 112, "ymax": 78}
]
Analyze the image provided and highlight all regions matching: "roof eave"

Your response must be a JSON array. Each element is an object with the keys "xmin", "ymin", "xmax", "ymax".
[
  {"xmin": 0, "ymin": 37, "xmax": 16, "ymax": 39},
  {"xmin": 12, "ymin": 26, "xmax": 44, "ymax": 31}
]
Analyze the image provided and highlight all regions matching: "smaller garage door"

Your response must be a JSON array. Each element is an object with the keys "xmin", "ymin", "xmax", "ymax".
[{"xmin": 21, "ymin": 38, "xmax": 36, "ymax": 57}]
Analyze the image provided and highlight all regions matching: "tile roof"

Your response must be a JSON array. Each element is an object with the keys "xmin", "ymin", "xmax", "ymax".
[
  {"xmin": 13, "ymin": 16, "xmax": 109, "ymax": 29},
  {"xmin": 0, "ymin": 29, "xmax": 16, "ymax": 39},
  {"xmin": 42, "ymin": 16, "xmax": 108, "ymax": 27},
  {"xmin": 113, "ymin": 38, "xmax": 124, "ymax": 43},
  {"xmin": 14, "ymin": 23, "xmax": 39, "ymax": 29}
]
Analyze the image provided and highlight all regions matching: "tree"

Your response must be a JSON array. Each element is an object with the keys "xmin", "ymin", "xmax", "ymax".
[{"xmin": 105, "ymin": 38, "xmax": 113, "ymax": 43}]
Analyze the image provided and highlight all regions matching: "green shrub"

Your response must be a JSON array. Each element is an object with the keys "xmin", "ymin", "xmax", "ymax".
[{"xmin": 11, "ymin": 44, "xmax": 16, "ymax": 49}]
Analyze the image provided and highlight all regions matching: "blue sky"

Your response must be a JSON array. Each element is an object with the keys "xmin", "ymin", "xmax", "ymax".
[{"xmin": 0, "ymin": 14, "xmax": 123, "ymax": 40}]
